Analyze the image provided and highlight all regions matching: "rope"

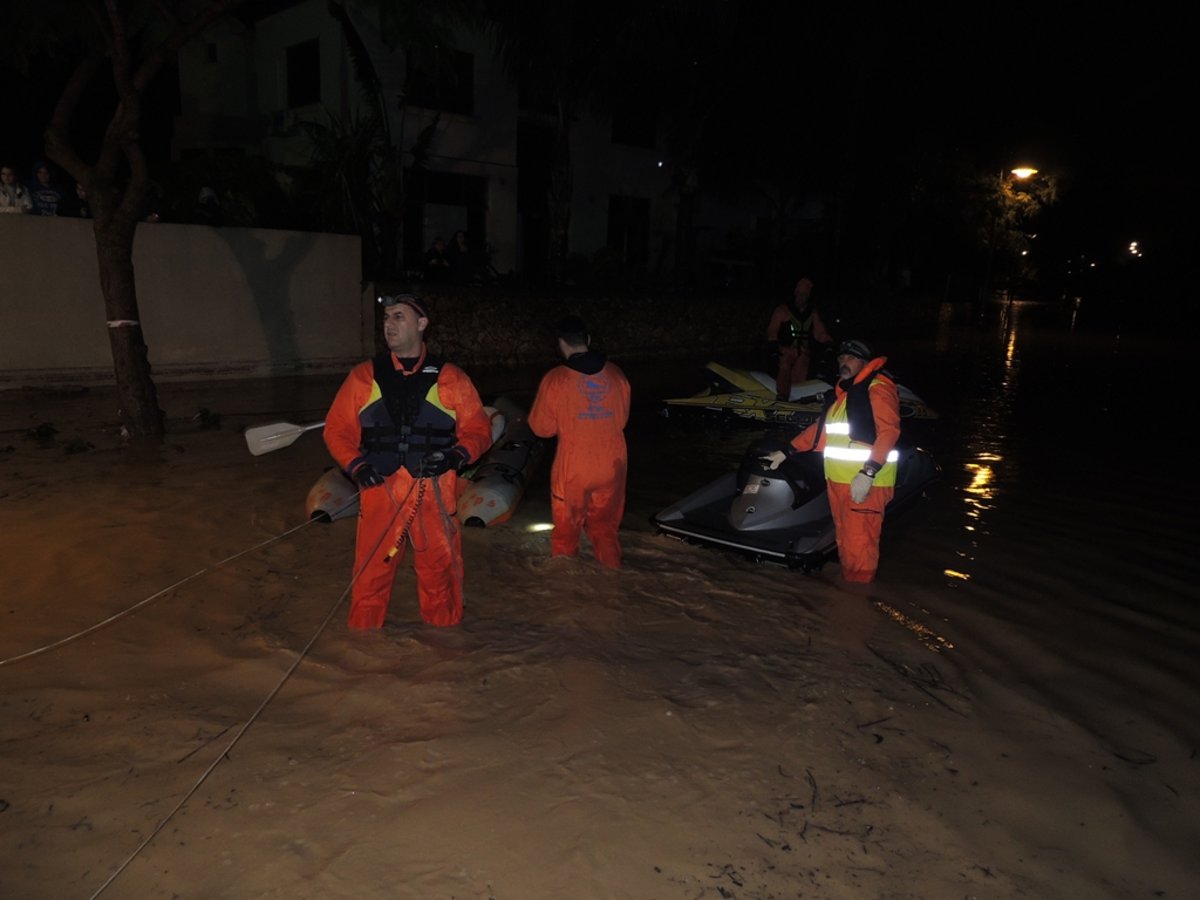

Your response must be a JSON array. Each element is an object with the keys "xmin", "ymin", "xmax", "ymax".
[
  {"xmin": 0, "ymin": 519, "xmax": 319, "ymax": 668},
  {"xmin": 87, "ymin": 567, "xmax": 356, "ymax": 900},
  {"xmin": 88, "ymin": 485, "xmax": 414, "ymax": 898},
  {"xmin": 20, "ymin": 469, "xmax": 438, "ymax": 896}
]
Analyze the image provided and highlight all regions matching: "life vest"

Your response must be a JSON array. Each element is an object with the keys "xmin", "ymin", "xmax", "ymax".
[
  {"xmin": 780, "ymin": 305, "xmax": 818, "ymax": 348},
  {"xmin": 357, "ymin": 352, "xmax": 458, "ymax": 476},
  {"xmin": 819, "ymin": 367, "xmax": 899, "ymax": 486}
]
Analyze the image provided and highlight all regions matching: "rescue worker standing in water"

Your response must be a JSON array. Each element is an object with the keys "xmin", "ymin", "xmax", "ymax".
[
  {"xmin": 323, "ymin": 294, "xmax": 494, "ymax": 629},
  {"xmin": 529, "ymin": 315, "xmax": 631, "ymax": 568},
  {"xmin": 766, "ymin": 276, "xmax": 833, "ymax": 400},
  {"xmin": 762, "ymin": 339, "xmax": 900, "ymax": 583}
]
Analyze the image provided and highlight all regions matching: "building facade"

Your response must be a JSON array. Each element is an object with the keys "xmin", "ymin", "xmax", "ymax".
[{"xmin": 174, "ymin": 0, "xmax": 679, "ymax": 282}]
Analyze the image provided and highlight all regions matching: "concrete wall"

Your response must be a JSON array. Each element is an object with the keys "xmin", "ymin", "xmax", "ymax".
[
  {"xmin": 0, "ymin": 212, "xmax": 767, "ymax": 389},
  {"xmin": 0, "ymin": 216, "xmax": 365, "ymax": 387}
]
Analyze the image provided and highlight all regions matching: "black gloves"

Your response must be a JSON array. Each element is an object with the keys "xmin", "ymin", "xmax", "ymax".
[
  {"xmin": 351, "ymin": 463, "xmax": 386, "ymax": 489},
  {"xmin": 417, "ymin": 446, "xmax": 469, "ymax": 478},
  {"xmin": 351, "ymin": 447, "xmax": 470, "ymax": 484}
]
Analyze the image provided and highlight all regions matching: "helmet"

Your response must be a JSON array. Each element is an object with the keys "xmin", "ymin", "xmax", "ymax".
[
  {"xmin": 378, "ymin": 293, "xmax": 429, "ymax": 320},
  {"xmin": 837, "ymin": 339, "xmax": 872, "ymax": 360}
]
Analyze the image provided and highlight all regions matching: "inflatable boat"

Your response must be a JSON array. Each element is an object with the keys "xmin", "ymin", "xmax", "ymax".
[{"xmin": 304, "ymin": 397, "xmax": 546, "ymax": 527}]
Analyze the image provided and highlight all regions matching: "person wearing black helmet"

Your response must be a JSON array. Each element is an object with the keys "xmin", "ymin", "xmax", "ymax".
[
  {"xmin": 323, "ymin": 294, "xmax": 494, "ymax": 629},
  {"xmin": 761, "ymin": 338, "xmax": 901, "ymax": 583}
]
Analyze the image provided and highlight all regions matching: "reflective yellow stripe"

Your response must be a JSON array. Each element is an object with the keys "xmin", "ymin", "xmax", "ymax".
[
  {"xmin": 359, "ymin": 382, "xmax": 383, "ymax": 415},
  {"xmin": 426, "ymin": 382, "xmax": 455, "ymax": 418},
  {"xmin": 821, "ymin": 398, "xmax": 898, "ymax": 485},
  {"xmin": 823, "ymin": 446, "xmax": 900, "ymax": 463}
]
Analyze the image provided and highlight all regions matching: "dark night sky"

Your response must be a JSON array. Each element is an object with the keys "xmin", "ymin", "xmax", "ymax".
[{"xmin": 876, "ymin": 11, "xmax": 1192, "ymax": 263}]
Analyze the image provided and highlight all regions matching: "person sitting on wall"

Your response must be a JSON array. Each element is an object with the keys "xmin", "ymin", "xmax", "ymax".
[
  {"xmin": 27, "ymin": 161, "xmax": 63, "ymax": 216},
  {"xmin": 0, "ymin": 163, "xmax": 32, "ymax": 213}
]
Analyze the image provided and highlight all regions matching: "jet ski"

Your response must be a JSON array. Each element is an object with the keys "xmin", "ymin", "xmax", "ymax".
[
  {"xmin": 651, "ymin": 437, "xmax": 940, "ymax": 570},
  {"xmin": 660, "ymin": 361, "xmax": 938, "ymax": 430}
]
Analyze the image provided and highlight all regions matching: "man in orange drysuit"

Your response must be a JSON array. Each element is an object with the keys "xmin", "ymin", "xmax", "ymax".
[
  {"xmin": 529, "ymin": 315, "xmax": 631, "ymax": 568},
  {"xmin": 765, "ymin": 276, "xmax": 833, "ymax": 400},
  {"xmin": 762, "ymin": 338, "xmax": 901, "ymax": 582},
  {"xmin": 323, "ymin": 294, "xmax": 494, "ymax": 629}
]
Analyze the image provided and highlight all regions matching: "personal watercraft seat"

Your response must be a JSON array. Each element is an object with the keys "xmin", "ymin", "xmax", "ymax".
[{"xmin": 736, "ymin": 439, "xmax": 823, "ymax": 506}]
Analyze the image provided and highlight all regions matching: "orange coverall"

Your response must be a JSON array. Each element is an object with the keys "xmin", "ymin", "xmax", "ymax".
[
  {"xmin": 766, "ymin": 301, "xmax": 832, "ymax": 396},
  {"xmin": 323, "ymin": 352, "xmax": 493, "ymax": 628},
  {"xmin": 529, "ymin": 357, "xmax": 631, "ymax": 567},
  {"xmin": 788, "ymin": 357, "xmax": 900, "ymax": 582}
]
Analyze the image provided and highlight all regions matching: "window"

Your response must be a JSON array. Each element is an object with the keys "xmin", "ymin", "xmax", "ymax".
[
  {"xmin": 286, "ymin": 39, "xmax": 320, "ymax": 108},
  {"xmin": 406, "ymin": 48, "xmax": 474, "ymax": 115}
]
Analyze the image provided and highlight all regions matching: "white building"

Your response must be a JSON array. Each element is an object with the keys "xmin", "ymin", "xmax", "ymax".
[{"xmin": 173, "ymin": 0, "xmax": 678, "ymax": 281}]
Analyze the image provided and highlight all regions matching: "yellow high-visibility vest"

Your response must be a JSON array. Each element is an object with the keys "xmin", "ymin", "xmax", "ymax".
[{"xmin": 822, "ymin": 398, "xmax": 898, "ymax": 486}]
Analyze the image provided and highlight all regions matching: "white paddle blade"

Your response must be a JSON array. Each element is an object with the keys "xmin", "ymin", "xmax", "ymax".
[{"xmin": 244, "ymin": 420, "xmax": 325, "ymax": 456}]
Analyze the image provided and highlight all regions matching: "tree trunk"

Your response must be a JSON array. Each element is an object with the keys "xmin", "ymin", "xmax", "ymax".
[{"xmin": 94, "ymin": 213, "xmax": 164, "ymax": 437}]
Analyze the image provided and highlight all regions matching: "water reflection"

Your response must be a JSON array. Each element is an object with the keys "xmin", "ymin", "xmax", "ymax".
[{"xmin": 944, "ymin": 300, "xmax": 1033, "ymax": 581}]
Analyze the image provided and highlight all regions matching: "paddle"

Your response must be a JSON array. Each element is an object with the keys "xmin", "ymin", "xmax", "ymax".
[{"xmin": 244, "ymin": 420, "xmax": 326, "ymax": 456}]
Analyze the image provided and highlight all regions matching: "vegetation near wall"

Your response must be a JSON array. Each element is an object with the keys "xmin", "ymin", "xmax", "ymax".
[
  {"xmin": 416, "ymin": 287, "xmax": 766, "ymax": 372},
  {"xmin": 412, "ymin": 283, "xmax": 943, "ymax": 376}
]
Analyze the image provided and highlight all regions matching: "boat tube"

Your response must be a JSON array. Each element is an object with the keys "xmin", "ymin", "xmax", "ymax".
[
  {"xmin": 660, "ymin": 361, "xmax": 938, "ymax": 430},
  {"xmin": 651, "ymin": 437, "xmax": 940, "ymax": 570},
  {"xmin": 304, "ymin": 398, "xmax": 545, "ymax": 527},
  {"xmin": 456, "ymin": 396, "xmax": 547, "ymax": 527}
]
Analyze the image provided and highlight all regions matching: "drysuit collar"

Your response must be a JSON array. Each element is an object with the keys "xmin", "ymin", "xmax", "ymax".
[
  {"xmin": 837, "ymin": 355, "xmax": 886, "ymax": 391},
  {"xmin": 565, "ymin": 349, "xmax": 606, "ymax": 375}
]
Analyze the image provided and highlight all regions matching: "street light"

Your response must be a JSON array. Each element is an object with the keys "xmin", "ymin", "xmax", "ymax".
[{"xmin": 980, "ymin": 165, "xmax": 1039, "ymax": 316}]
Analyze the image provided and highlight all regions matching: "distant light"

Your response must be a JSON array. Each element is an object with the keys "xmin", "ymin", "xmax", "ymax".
[
  {"xmin": 526, "ymin": 523, "xmax": 554, "ymax": 533},
  {"xmin": 1011, "ymin": 166, "xmax": 1038, "ymax": 179},
  {"xmin": 657, "ymin": 160, "xmax": 664, "ymax": 167}
]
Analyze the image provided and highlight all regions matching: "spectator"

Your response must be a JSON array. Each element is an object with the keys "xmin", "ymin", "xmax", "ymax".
[
  {"xmin": 27, "ymin": 161, "xmax": 63, "ymax": 216},
  {"xmin": 447, "ymin": 229, "xmax": 473, "ymax": 284},
  {"xmin": 0, "ymin": 164, "xmax": 32, "ymax": 213},
  {"xmin": 195, "ymin": 186, "xmax": 223, "ymax": 226},
  {"xmin": 58, "ymin": 182, "xmax": 91, "ymax": 218},
  {"xmin": 424, "ymin": 236, "xmax": 451, "ymax": 282}
]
